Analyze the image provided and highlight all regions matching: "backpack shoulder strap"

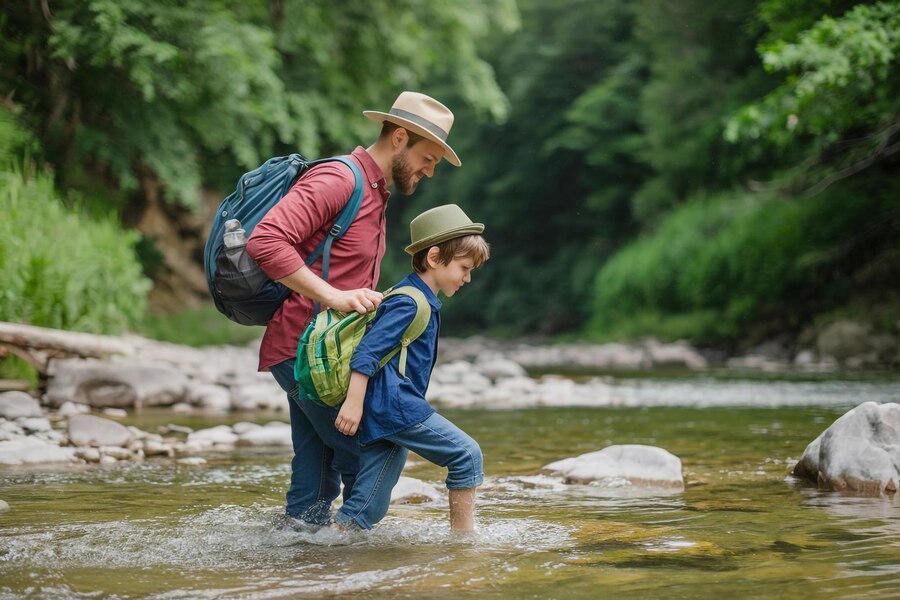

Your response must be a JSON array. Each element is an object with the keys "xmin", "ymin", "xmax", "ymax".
[
  {"xmin": 303, "ymin": 156, "xmax": 365, "ymax": 280},
  {"xmin": 301, "ymin": 156, "xmax": 364, "ymax": 314},
  {"xmin": 377, "ymin": 286, "xmax": 432, "ymax": 378}
]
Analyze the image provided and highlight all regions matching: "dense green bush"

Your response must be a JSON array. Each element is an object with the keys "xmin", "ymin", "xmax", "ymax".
[
  {"xmin": 588, "ymin": 177, "xmax": 900, "ymax": 344},
  {"xmin": 0, "ymin": 111, "xmax": 151, "ymax": 334}
]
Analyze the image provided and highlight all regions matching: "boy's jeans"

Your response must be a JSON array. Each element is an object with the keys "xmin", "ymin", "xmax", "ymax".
[
  {"xmin": 334, "ymin": 412, "xmax": 484, "ymax": 530},
  {"xmin": 270, "ymin": 358, "xmax": 360, "ymax": 523}
]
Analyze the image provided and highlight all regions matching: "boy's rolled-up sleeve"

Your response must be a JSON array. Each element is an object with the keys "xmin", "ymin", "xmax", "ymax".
[{"xmin": 350, "ymin": 297, "xmax": 418, "ymax": 377}]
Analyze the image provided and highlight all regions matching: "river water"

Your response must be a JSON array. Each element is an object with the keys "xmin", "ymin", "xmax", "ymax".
[{"xmin": 1, "ymin": 375, "xmax": 899, "ymax": 598}]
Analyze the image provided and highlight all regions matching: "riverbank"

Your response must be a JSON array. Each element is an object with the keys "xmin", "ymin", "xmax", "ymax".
[
  {"xmin": 1, "ymin": 324, "xmax": 898, "ymax": 468},
  {"xmin": 6, "ymin": 326, "xmax": 896, "ymax": 415}
]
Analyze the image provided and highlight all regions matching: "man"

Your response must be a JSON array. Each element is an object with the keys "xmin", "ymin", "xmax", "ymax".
[{"xmin": 246, "ymin": 91, "xmax": 462, "ymax": 525}]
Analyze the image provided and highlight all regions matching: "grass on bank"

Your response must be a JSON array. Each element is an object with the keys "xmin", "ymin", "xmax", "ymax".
[
  {"xmin": 135, "ymin": 303, "xmax": 263, "ymax": 347},
  {"xmin": 587, "ymin": 177, "xmax": 900, "ymax": 346}
]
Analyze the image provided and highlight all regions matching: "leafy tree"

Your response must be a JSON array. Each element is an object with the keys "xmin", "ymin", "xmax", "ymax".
[
  {"xmin": 725, "ymin": 1, "xmax": 900, "ymax": 195},
  {"xmin": 588, "ymin": 0, "xmax": 900, "ymax": 347},
  {"xmin": 383, "ymin": 0, "xmax": 648, "ymax": 334},
  {"xmin": 0, "ymin": 0, "xmax": 516, "ymax": 208},
  {"xmin": 631, "ymin": 0, "xmax": 771, "ymax": 223}
]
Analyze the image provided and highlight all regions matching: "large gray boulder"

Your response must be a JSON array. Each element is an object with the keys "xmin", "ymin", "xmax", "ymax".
[
  {"xmin": 0, "ymin": 392, "xmax": 43, "ymax": 419},
  {"xmin": 67, "ymin": 414, "xmax": 135, "ymax": 448},
  {"xmin": 793, "ymin": 401, "xmax": 900, "ymax": 495},
  {"xmin": 46, "ymin": 359, "xmax": 188, "ymax": 408},
  {"xmin": 544, "ymin": 444, "xmax": 684, "ymax": 489}
]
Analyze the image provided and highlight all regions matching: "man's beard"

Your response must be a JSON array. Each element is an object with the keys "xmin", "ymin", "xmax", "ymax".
[{"xmin": 391, "ymin": 150, "xmax": 418, "ymax": 196}]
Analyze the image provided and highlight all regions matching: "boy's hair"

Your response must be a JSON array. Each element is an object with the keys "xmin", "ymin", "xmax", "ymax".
[
  {"xmin": 412, "ymin": 234, "xmax": 490, "ymax": 274},
  {"xmin": 379, "ymin": 122, "xmax": 426, "ymax": 148}
]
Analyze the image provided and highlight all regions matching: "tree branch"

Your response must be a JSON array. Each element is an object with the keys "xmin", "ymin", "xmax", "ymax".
[{"xmin": 803, "ymin": 119, "xmax": 900, "ymax": 197}]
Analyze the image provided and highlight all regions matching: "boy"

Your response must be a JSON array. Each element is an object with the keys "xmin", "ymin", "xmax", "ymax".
[{"xmin": 331, "ymin": 204, "xmax": 489, "ymax": 531}]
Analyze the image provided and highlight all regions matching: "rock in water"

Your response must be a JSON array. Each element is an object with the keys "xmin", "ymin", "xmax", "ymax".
[
  {"xmin": 544, "ymin": 444, "xmax": 684, "ymax": 489},
  {"xmin": 0, "ymin": 437, "xmax": 77, "ymax": 465},
  {"xmin": 68, "ymin": 414, "xmax": 135, "ymax": 448},
  {"xmin": 793, "ymin": 401, "xmax": 900, "ymax": 495},
  {"xmin": 391, "ymin": 477, "xmax": 442, "ymax": 504}
]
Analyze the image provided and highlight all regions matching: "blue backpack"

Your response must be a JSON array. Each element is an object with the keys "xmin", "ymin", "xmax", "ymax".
[{"xmin": 203, "ymin": 154, "xmax": 364, "ymax": 326}]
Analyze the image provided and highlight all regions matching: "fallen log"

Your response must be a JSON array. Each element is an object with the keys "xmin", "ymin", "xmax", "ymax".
[
  {"xmin": 0, "ymin": 379, "xmax": 31, "ymax": 391},
  {"xmin": 0, "ymin": 321, "xmax": 134, "ymax": 374}
]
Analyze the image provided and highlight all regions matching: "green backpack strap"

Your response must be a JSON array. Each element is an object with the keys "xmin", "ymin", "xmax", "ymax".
[{"xmin": 376, "ymin": 285, "xmax": 432, "ymax": 378}]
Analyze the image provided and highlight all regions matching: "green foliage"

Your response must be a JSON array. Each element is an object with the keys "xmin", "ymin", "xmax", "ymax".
[
  {"xmin": 1, "ymin": 0, "xmax": 516, "ymax": 209},
  {"xmin": 631, "ymin": 0, "xmax": 773, "ymax": 223},
  {"xmin": 382, "ymin": 0, "xmax": 648, "ymax": 335},
  {"xmin": 726, "ymin": 1, "xmax": 900, "ymax": 191},
  {"xmin": 2, "ymin": 0, "xmax": 897, "ymax": 348},
  {"xmin": 589, "ymin": 175, "xmax": 900, "ymax": 344},
  {"xmin": 0, "ymin": 110, "xmax": 151, "ymax": 334},
  {"xmin": 0, "ymin": 354, "xmax": 39, "ymax": 386},
  {"xmin": 135, "ymin": 303, "xmax": 261, "ymax": 347},
  {"xmin": 37, "ymin": 0, "xmax": 298, "ymax": 205}
]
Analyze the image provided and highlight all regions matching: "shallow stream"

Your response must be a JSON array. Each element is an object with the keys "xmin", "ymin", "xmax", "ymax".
[{"xmin": 2, "ymin": 376, "xmax": 899, "ymax": 598}]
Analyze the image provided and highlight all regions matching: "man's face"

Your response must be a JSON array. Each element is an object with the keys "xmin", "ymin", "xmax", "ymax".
[{"xmin": 391, "ymin": 138, "xmax": 445, "ymax": 195}]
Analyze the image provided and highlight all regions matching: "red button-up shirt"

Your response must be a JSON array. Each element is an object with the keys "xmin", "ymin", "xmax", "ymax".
[{"xmin": 246, "ymin": 146, "xmax": 390, "ymax": 371}]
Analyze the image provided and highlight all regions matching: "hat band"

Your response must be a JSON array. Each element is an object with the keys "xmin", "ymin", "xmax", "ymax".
[{"xmin": 389, "ymin": 108, "xmax": 448, "ymax": 141}]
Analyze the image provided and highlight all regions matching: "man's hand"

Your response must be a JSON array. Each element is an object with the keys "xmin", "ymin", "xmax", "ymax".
[
  {"xmin": 327, "ymin": 288, "xmax": 383, "ymax": 315},
  {"xmin": 276, "ymin": 266, "xmax": 383, "ymax": 315},
  {"xmin": 335, "ymin": 397, "xmax": 363, "ymax": 436}
]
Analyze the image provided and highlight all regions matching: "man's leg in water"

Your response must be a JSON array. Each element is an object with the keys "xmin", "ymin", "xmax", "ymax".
[{"xmin": 270, "ymin": 359, "xmax": 343, "ymax": 523}]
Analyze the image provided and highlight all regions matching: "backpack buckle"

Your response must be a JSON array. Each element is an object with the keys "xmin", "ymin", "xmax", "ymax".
[{"xmin": 329, "ymin": 224, "xmax": 342, "ymax": 236}]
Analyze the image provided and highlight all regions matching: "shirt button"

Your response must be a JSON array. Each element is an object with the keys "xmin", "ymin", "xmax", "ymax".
[{"xmin": 371, "ymin": 182, "xmax": 378, "ymax": 189}]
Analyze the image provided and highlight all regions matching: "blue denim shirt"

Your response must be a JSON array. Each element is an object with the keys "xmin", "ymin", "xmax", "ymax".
[{"xmin": 349, "ymin": 272, "xmax": 441, "ymax": 444}]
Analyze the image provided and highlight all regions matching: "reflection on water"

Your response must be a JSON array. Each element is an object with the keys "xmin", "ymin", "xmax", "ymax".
[{"xmin": 1, "ymin": 388, "xmax": 899, "ymax": 598}]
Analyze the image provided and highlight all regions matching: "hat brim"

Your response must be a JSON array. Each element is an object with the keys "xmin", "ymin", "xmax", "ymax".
[
  {"xmin": 363, "ymin": 111, "xmax": 461, "ymax": 167},
  {"xmin": 404, "ymin": 223, "xmax": 484, "ymax": 255}
]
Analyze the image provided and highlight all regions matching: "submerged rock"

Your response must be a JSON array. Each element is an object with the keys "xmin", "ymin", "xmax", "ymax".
[
  {"xmin": 391, "ymin": 476, "xmax": 442, "ymax": 504},
  {"xmin": 544, "ymin": 444, "xmax": 684, "ymax": 489},
  {"xmin": 793, "ymin": 401, "xmax": 900, "ymax": 495},
  {"xmin": 68, "ymin": 414, "xmax": 135, "ymax": 448}
]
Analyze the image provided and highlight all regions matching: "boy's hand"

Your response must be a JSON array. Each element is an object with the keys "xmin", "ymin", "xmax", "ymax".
[
  {"xmin": 336, "ymin": 371, "xmax": 369, "ymax": 436},
  {"xmin": 335, "ymin": 397, "xmax": 363, "ymax": 436}
]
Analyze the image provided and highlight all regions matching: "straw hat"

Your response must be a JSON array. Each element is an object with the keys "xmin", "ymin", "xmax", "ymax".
[
  {"xmin": 363, "ymin": 91, "xmax": 461, "ymax": 167},
  {"xmin": 405, "ymin": 204, "xmax": 484, "ymax": 255}
]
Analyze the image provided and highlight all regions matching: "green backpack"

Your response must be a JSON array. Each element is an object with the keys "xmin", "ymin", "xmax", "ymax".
[{"xmin": 294, "ymin": 286, "xmax": 431, "ymax": 407}]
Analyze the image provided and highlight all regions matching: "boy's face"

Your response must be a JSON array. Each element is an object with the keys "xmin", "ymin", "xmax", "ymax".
[{"xmin": 430, "ymin": 255, "xmax": 475, "ymax": 297}]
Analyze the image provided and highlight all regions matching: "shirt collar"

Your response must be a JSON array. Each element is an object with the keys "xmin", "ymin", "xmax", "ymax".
[
  {"xmin": 399, "ymin": 272, "xmax": 442, "ymax": 311},
  {"xmin": 352, "ymin": 146, "xmax": 389, "ymax": 200}
]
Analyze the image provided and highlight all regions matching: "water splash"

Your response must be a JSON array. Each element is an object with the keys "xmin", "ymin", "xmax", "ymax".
[{"xmin": 1, "ymin": 502, "xmax": 573, "ymax": 574}]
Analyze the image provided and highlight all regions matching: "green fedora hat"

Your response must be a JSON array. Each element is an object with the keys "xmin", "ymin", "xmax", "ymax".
[{"xmin": 405, "ymin": 204, "xmax": 484, "ymax": 255}]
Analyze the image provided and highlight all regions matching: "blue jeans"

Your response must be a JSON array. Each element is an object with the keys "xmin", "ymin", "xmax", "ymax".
[
  {"xmin": 334, "ymin": 412, "xmax": 484, "ymax": 530},
  {"xmin": 270, "ymin": 359, "xmax": 361, "ymax": 523}
]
